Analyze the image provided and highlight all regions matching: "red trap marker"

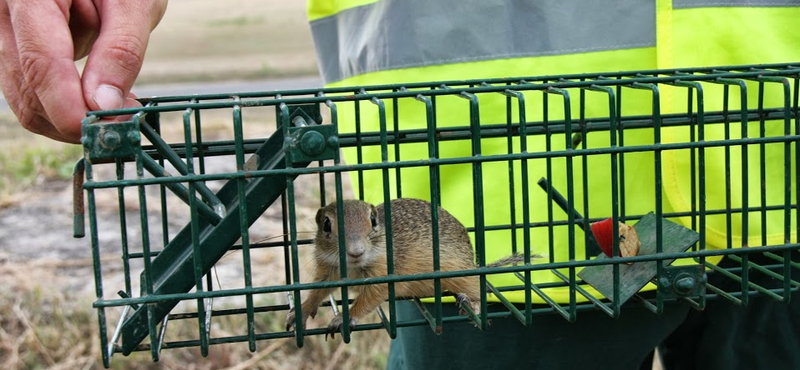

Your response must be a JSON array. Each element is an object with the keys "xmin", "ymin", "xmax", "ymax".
[{"xmin": 591, "ymin": 217, "xmax": 641, "ymax": 262}]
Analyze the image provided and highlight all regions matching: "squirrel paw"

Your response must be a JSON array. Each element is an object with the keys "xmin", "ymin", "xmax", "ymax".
[
  {"xmin": 456, "ymin": 293, "xmax": 481, "ymax": 316},
  {"xmin": 285, "ymin": 306, "xmax": 317, "ymax": 331},
  {"xmin": 325, "ymin": 314, "xmax": 357, "ymax": 340}
]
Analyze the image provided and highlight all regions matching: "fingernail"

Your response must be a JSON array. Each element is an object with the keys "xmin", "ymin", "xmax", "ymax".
[
  {"xmin": 93, "ymin": 84, "xmax": 124, "ymax": 111},
  {"xmin": 113, "ymin": 98, "xmax": 142, "ymax": 122}
]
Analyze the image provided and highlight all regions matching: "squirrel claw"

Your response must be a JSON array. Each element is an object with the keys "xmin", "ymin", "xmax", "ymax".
[
  {"xmin": 456, "ymin": 293, "xmax": 474, "ymax": 315},
  {"xmin": 456, "ymin": 294, "xmax": 469, "ymax": 315},
  {"xmin": 455, "ymin": 293, "xmax": 482, "ymax": 316},
  {"xmin": 284, "ymin": 307, "xmax": 296, "ymax": 331},
  {"xmin": 285, "ymin": 307, "xmax": 317, "ymax": 332},
  {"xmin": 325, "ymin": 314, "xmax": 357, "ymax": 341}
]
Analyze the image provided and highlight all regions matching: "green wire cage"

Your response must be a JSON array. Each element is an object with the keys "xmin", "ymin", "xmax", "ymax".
[{"xmin": 73, "ymin": 63, "xmax": 800, "ymax": 367}]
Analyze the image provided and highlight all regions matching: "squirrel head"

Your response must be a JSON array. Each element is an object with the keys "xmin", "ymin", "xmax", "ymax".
[{"xmin": 314, "ymin": 199, "xmax": 383, "ymax": 268}]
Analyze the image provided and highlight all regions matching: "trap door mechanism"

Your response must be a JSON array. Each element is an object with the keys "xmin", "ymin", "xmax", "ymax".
[{"xmin": 113, "ymin": 104, "xmax": 334, "ymax": 354}]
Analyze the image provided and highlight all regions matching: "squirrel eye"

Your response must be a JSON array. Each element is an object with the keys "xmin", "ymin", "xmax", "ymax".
[
  {"xmin": 323, "ymin": 217, "xmax": 332, "ymax": 233},
  {"xmin": 370, "ymin": 212, "xmax": 377, "ymax": 228}
]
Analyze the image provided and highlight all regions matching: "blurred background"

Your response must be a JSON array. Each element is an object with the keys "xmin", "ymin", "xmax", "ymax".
[{"xmin": 0, "ymin": 1, "xmax": 390, "ymax": 369}]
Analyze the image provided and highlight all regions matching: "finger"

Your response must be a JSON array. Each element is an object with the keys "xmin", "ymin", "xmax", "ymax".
[
  {"xmin": 0, "ymin": 2, "xmax": 43, "ymax": 132},
  {"xmin": 81, "ymin": 0, "xmax": 167, "ymax": 112},
  {"xmin": 7, "ymin": 0, "xmax": 89, "ymax": 142},
  {"xmin": 69, "ymin": 0, "xmax": 101, "ymax": 59},
  {"xmin": 0, "ymin": 1, "xmax": 77, "ymax": 143},
  {"xmin": 112, "ymin": 93, "xmax": 143, "ymax": 122}
]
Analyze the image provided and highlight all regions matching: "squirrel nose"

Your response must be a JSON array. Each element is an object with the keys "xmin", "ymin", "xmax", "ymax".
[{"xmin": 347, "ymin": 250, "xmax": 364, "ymax": 258}]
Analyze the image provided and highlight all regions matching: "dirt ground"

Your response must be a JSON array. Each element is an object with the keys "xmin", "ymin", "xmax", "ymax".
[{"xmin": 138, "ymin": 0, "xmax": 318, "ymax": 84}]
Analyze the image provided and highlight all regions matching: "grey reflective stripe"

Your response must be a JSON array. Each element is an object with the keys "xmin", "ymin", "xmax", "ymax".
[
  {"xmin": 674, "ymin": 0, "xmax": 800, "ymax": 9},
  {"xmin": 310, "ymin": 0, "xmax": 655, "ymax": 84}
]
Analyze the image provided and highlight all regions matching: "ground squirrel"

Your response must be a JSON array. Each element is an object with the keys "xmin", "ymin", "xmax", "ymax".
[{"xmin": 285, "ymin": 198, "xmax": 539, "ymax": 337}]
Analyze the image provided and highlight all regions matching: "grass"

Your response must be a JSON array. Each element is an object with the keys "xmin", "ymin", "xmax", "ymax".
[
  {"xmin": 0, "ymin": 139, "xmax": 82, "ymax": 205},
  {"xmin": 0, "ymin": 261, "xmax": 390, "ymax": 370},
  {"xmin": 0, "ymin": 263, "xmax": 97, "ymax": 370}
]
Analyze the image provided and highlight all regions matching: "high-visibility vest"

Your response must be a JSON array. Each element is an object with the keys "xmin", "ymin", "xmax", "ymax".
[{"xmin": 307, "ymin": 0, "xmax": 800, "ymax": 303}]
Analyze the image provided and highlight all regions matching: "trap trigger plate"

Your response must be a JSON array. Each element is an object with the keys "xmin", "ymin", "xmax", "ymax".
[{"xmin": 577, "ymin": 213, "xmax": 702, "ymax": 305}]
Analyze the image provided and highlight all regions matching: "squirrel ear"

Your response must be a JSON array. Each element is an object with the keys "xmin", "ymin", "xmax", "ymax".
[{"xmin": 315, "ymin": 208, "xmax": 325, "ymax": 226}]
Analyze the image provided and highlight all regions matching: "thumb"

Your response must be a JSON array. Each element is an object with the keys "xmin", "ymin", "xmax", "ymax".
[{"xmin": 82, "ymin": 1, "xmax": 166, "ymax": 112}]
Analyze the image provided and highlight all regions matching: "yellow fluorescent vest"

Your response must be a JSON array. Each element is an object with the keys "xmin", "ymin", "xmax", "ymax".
[{"xmin": 307, "ymin": 0, "xmax": 800, "ymax": 303}]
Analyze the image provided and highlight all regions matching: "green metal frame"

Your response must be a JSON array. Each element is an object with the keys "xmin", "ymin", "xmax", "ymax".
[{"xmin": 73, "ymin": 63, "xmax": 800, "ymax": 367}]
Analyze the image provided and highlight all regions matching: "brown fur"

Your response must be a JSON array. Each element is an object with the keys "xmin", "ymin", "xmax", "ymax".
[{"xmin": 285, "ymin": 198, "xmax": 539, "ymax": 335}]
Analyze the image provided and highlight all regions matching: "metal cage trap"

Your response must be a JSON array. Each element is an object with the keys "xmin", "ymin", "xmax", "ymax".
[{"xmin": 72, "ymin": 63, "xmax": 800, "ymax": 367}]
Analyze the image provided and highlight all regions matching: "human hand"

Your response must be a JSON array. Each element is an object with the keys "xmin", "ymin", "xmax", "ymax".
[{"xmin": 0, "ymin": 0, "xmax": 167, "ymax": 143}]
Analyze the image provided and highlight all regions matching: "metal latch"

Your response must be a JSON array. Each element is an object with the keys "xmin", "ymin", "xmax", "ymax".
[
  {"xmin": 281, "ymin": 104, "xmax": 338, "ymax": 163},
  {"xmin": 81, "ymin": 120, "xmax": 141, "ymax": 162}
]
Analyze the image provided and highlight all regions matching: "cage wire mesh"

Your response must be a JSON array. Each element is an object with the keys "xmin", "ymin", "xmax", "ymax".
[{"xmin": 73, "ymin": 63, "xmax": 800, "ymax": 367}]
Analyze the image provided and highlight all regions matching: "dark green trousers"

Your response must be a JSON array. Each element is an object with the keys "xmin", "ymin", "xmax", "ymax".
[
  {"xmin": 659, "ymin": 254, "xmax": 800, "ymax": 370},
  {"xmin": 386, "ymin": 299, "xmax": 689, "ymax": 370},
  {"xmin": 387, "ymin": 255, "xmax": 800, "ymax": 370}
]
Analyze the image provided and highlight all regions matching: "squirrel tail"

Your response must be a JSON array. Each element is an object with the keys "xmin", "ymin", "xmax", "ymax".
[{"xmin": 485, "ymin": 252, "xmax": 543, "ymax": 268}]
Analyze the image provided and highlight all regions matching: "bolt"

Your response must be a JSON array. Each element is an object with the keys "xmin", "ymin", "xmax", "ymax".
[
  {"xmin": 673, "ymin": 274, "xmax": 697, "ymax": 296},
  {"xmin": 128, "ymin": 130, "xmax": 141, "ymax": 145},
  {"xmin": 327, "ymin": 135, "xmax": 339, "ymax": 149},
  {"xmin": 101, "ymin": 130, "xmax": 121, "ymax": 150},
  {"xmin": 292, "ymin": 115, "xmax": 309, "ymax": 127},
  {"xmin": 299, "ymin": 130, "xmax": 326, "ymax": 156}
]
